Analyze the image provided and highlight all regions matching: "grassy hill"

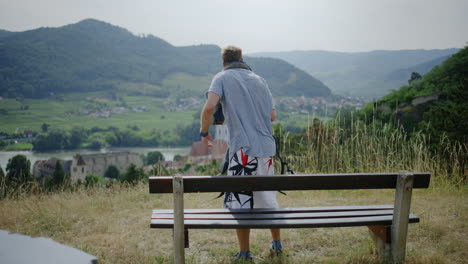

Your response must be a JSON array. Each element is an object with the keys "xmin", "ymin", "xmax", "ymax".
[
  {"xmin": 0, "ymin": 19, "xmax": 331, "ymax": 99},
  {"xmin": 249, "ymin": 49, "xmax": 459, "ymax": 98},
  {"xmin": 357, "ymin": 46, "xmax": 468, "ymax": 144}
]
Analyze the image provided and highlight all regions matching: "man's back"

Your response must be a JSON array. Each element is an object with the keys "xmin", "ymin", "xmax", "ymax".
[
  {"xmin": 200, "ymin": 46, "xmax": 283, "ymax": 260},
  {"xmin": 209, "ymin": 68, "xmax": 275, "ymax": 158}
]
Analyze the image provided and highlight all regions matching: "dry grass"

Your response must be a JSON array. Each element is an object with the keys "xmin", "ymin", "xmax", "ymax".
[
  {"xmin": 0, "ymin": 179, "xmax": 466, "ymax": 264},
  {"xmin": 1, "ymin": 119, "xmax": 466, "ymax": 263}
]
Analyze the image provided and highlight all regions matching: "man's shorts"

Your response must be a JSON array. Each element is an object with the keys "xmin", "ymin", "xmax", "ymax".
[{"xmin": 223, "ymin": 148, "xmax": 279, "ymax": 209}]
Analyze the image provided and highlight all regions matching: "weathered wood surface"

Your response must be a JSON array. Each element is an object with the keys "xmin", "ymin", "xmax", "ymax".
[
  {"xmin": 172, "ymin": 175, "xmax": 185, "ymax": 264},
  {"xmin": 149, "ymin": 173, "xmax": 431, "ymax": 193},
  {"xmin": 151, "ymin": 206, "xmax": 419, "ymax": 229},
  {"xmin": 153, "ymin": 205, "xmax": 395, "ymax": 214},
  {"xmin": 368, "ymin": 225, "xmax": 392, "ymax": 259},
  {"xmin": 152, "ymin": 214, "xmax": 419, "ymax": 229},
  {"xmin": 154, "ymin": 210, "xmax": 397, "ymax": 220},
  {"xmin": 391, "ymin": 172, "xmax": 415, "ymax": 263}
]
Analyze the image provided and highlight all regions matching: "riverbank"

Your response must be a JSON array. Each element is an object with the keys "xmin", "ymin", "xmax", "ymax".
[
  {"xmin": 0, "ymin": 142, "xmax": 33, "ymax": 151},
  {"xmin": 0, "ymin": 178, "xmax": 466, "ymax": 264},
  {"xmin": 0, "ymin": 147, "xmax": 190, "ymax": 170}
]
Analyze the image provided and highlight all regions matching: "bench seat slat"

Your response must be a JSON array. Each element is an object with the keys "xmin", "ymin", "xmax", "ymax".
[
  {"xmin": 151, "ymin": 214, "xmax": 420, "ymax": 229},
  {"xmin": 152, "ymin": 210, "xmax": 395, "ymax": 220},
  {"xmin": 152, "ymin": 205, "xmax": 394, "ymax": 215}
]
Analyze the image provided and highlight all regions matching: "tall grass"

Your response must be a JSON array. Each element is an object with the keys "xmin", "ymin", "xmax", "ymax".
[
  {"xmin": 1, "ymin": 116, "xmax": 467, "ymax": 263},
  {"xmin": 277, "ymin": 114, "xmax": 467, "ymax": 186}
]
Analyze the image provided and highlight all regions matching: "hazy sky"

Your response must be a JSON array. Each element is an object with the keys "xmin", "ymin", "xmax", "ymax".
[{"xmin": 0, "ymin": 0, "xmax": 466, "ymax": 53}]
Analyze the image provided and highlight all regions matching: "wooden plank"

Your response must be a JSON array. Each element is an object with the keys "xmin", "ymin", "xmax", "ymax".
[
  {"xmin": 368, "ymin": 225, "xmax": 391, "ymax": 259},
  {"xmin": 148, "ymin": 173, "xmax": 431, "ymax": 193},
  {"xmin": 153, "ymin": 205, "xmax": 395, "ymax": 215},
  {"xmin": 152, "ymin": 210, "xmax": 396, "ymax": 220},
  {"xmin": 391, "ymin": 171, "xmax": 414, "ymax": 264},
  {"xmin": 151, "ymin": 214, "xmax": 420, "ymax": 229},
  {"xmin": 172, "ymin": 175, "xmax": 185, "ymax": 264}
]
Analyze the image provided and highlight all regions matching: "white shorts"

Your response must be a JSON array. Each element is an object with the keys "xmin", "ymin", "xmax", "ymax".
[{"xmin": 223, "ymin": 148, "xmax": 279, "ymax": 209}]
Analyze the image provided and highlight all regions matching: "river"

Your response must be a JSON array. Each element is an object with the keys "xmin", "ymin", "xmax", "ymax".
[{"xmin": 0, "ymin": 147, "xmax": 190, "ymax": 170}]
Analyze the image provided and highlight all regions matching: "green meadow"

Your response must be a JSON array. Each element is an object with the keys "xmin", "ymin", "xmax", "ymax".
[{"xmin": 0, "ymin": 93, "xmax": 198, "ymax": 135}]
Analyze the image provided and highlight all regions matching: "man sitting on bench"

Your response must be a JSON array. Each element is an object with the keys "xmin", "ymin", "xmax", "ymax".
[{"xmin": 200, "ymin": 45, "xmax": 282, "ymax": 261}]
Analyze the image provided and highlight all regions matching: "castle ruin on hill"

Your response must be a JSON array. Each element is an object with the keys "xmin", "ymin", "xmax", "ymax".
[{"xmin": 33, "ymin": 151, "xmax": 143, "ymax": 183}]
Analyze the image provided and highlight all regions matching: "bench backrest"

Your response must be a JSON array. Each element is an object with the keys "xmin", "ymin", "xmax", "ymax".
[{"xmin": 149, "ymin": 172, "xmax": 431, "ymax": 193}]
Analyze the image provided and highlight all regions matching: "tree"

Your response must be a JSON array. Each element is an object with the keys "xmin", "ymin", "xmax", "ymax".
[
  {"xmin": 175, "ymin": 121, "xmax": 203, "ymax": 146},
  {"xmin": 85, "ymin": 174, "xmax": 105, "ymax": 188},
  {"xmin": 0, "ymin": 139, "xmax": 7, "ymax": 148},
  {"xmin": 173, "ymin": 154, "xmax": 182, "ymax": 162},
  {"xmin": 41, "ymin": 123, "xmax": 49, "ymax": 132},
  {"xmin": 408, "ymin": 72, "xmax": 422, "ymax": 84},
  {"xmin": 104, "ymin": 165, "xmax": 120, "ymax": 179},
  {"xmin": 146, "ymin": 151, "xmax": 165, "ymax": 165},
  {"xmin": 33, "ymin": 129, "xmax": 71, "ymax": 151},
  {"xmin": 69, "ymin": 126, "xmax": 87, "ymax": 149},
  {"xmin": 88, "ymin": 137, "xmax": 106, "ymax": 149},
  {"xmin": 0, "ymin": 165, "xmax": 5, "ymax": 186},
  {"xmin": 6, "ymin": 155, "xmax": 32, "ymax": 185},
  {"xmin": 49, "ymin": 129, "xmax": 70, "ymax": 149},
  {"xmin": 52, "ymin": 160, "xmax": 67, "ymax": 187},
  {"xmin": 120, "ymin": 164, "xmax": 145, "ymax": 184}
]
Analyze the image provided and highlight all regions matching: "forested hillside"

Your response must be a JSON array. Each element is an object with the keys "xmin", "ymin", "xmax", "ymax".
[
  {"xmin": 250, "ymin": 49, "xmax": 459, "ymax": 98},
  {"xmin": 0, "ymin": 19, "xmax": 330, "ymax": 99},
  {"xmin": 357, "ymin": 46, "xmax": 467, "ymax": 143},
  {"xmin": 0, "ymin": 29, "xmax": 13, "ymax": 38}
]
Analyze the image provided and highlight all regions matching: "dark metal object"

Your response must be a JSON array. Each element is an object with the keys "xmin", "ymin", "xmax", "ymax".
[
  {"xmin": 213, "ymin": 103, "xmax": 224, "ymax": 125},
  {"xmin": 274, "ymin": 136, "xmax": 294, "ymax": 175}
]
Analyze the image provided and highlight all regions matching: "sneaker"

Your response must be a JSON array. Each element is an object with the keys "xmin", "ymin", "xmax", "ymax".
[
  {"xmin": 232, "ymin": 251, "xmax": 253, "ymax": 263},
  {"xmin": 269, "ymin": 240, "xmax": 283, "ymax": 256}
]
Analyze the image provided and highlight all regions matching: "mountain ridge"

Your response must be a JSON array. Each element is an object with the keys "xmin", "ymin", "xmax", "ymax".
[
  {"xmin": 249, "ymin": 48, "xmax": 459, "ymax": 98},
  {"xmin": 0, "ymin": 19, "xmax": 331, "ymax": 99}
]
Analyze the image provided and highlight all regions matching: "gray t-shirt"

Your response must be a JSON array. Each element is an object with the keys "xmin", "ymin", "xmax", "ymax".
[{"xmin": 208, "ymin": 68, "xmax": 276, "ymax": 158}]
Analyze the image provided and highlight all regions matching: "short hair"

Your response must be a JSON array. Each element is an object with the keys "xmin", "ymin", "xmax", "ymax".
[{"xmin": 221, "ymin": 46, "xmax": 242, "ymax": 64}]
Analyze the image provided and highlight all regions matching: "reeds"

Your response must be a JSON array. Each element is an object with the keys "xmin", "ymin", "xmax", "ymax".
[{"xmin": 276, "ymin": 114, "xmax": 467, "ymax": 185}]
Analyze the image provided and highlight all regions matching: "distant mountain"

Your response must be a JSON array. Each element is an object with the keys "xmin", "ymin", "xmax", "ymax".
[
  {"xmin": 249, "ymin": 49, "xmax": 459, "ymax": 98},
  {"xmin": 0, "ymin": 19, "xmax": 331, "ymax": 99},
  {"xmin": 0, "ymin": 29, "xmax": 14, "ymax": 38},
  {"xmin": 384, "ymin": 54, "xmax": 453, "ymax": 83}
]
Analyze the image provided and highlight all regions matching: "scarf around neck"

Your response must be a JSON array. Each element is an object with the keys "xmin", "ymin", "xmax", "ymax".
[{"xmin": 223, "ymin": 61, "xmax": 252, "ymax": 71}]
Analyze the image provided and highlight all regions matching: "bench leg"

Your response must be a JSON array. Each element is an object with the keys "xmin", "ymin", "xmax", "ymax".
[
  {"xmin": 391, "ymin": 171, "xmax": 414, "ymax": 264},
  {"xmin": 185, "ymin": 228, "xmax": 189, "ymax": 248},
  {"xmin": 173, "ymin": 175, "xmax": 185, "ymax": 264},
  {"xmin": 172, "ymin": 228, "xmax": 189, "ymax": 249},
  {"xmin": 368, "ymin": 225, "xmax": 391, "ymax": 261}
]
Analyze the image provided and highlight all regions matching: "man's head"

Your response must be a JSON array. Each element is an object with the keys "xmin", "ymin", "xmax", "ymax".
[{"xmin": 222, "ymin": 46, "xmax": 242, "ymax": 66}]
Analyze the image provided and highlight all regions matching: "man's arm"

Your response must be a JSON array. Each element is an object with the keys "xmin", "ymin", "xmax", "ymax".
[
  {"xmin": 271, "ymin": 109, "xmax": 276, "ymax": 122},
  {"xmin": 200, "ymin": 92, "xmax": 220, "ymax": 146}
]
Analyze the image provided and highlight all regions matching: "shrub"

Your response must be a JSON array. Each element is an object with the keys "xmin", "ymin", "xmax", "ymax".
[{"xmin": 85, "ymin": 174, "xmax": 105, "ymax": 188}]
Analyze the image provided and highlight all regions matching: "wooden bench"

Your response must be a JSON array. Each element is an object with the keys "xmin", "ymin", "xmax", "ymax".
[{"xmin": 149, "ymin": 172, "xmax": 431, "ymax": 264}]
